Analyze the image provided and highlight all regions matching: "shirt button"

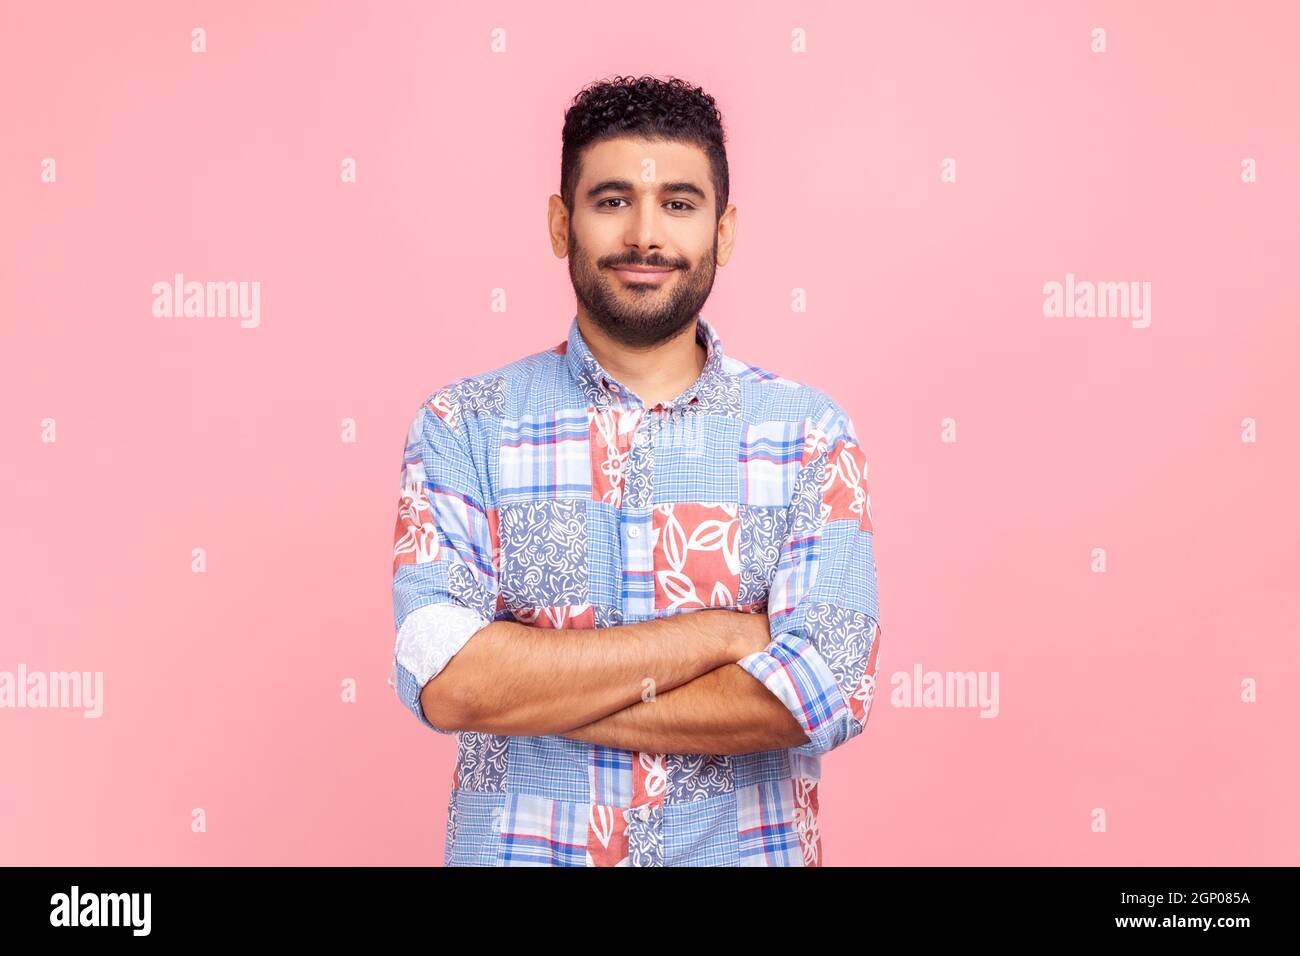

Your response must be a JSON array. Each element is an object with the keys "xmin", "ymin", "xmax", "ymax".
[
  {"xmin": 638, "ymin": 805, "xmax": 651, "ymax": 821},
  {"xmin": 627, "ymin": 526, "xmax": 640, "ymax": 539}
]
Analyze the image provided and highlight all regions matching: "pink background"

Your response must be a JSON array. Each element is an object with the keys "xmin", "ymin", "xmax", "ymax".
[{"xmin": 2, "ymin": 1, "xmax": 1297, "ymax": 865}]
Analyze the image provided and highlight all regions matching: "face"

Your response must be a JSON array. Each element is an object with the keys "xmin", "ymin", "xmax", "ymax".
[{"xmin": 550, "ymin": 137, "xmax": 736, "ymax": 349}]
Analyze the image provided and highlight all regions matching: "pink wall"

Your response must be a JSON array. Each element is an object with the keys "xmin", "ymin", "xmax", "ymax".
[{"xmin": 1, "ymin": 0, "xmax": 1296, "ymax": 865}]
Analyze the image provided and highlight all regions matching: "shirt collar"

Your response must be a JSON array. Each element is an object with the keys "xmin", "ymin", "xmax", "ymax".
[{"xmin": 562, "ymin": 314, "xmax": 739, "ymax": 415}]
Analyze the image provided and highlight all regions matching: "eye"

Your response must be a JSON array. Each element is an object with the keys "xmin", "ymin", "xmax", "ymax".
[{"xmin": 596, "ymin": 197, "xmax": 696, "ymax": 211}]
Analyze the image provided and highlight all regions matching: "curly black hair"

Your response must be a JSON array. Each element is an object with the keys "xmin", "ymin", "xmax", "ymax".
[{"xmin": 560, "ymin": 75, "xmax": 729, "ymax": 223}]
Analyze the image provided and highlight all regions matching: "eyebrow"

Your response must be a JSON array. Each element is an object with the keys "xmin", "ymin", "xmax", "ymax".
[{"xmin": 584, "ymin": 179, "xmax": 708, "ymax": 202}]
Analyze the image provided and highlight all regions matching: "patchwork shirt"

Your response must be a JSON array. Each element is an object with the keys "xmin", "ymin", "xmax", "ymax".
[{"xmin": 391, "ymin": 314, "xmax": 883, "ymax": 866}]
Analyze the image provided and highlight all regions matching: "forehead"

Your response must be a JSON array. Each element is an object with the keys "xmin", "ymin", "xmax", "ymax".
[{"xmin": 577, "ymin": 137, "xmax": 712, "ymax": 187}]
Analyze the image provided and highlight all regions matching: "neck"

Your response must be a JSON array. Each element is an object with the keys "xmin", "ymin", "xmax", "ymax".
[{"xmin": 576, "ymin": 311, "xmax": 707, "ymax": 408}]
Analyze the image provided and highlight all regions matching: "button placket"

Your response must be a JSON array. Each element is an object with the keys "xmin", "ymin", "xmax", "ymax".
[
  {"xmin": 619, "ymin": 407, "xmax": 657, "ymax": 624},
  {"xmin": 622, "ymin": 801, "xmax": 664, "ymax": 867}
]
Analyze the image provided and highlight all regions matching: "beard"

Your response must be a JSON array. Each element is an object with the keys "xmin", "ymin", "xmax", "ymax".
[{"xmin": 567, "ymin": 228, "xmax": 719, "ymax": 349}]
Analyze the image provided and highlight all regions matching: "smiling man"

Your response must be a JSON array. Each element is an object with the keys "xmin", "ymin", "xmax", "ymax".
[{"xmin": 391, "ymin": 75, "xmax": 883, "ymax": 867}]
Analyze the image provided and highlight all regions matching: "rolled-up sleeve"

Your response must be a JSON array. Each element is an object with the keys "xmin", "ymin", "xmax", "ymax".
[
  {"xmin": 391, "ymin": 392, "xmax": 499, "ymax": 734},
  {"xmin": 737, "ymin": 395, "xmax": 883, "ymax": 756}
]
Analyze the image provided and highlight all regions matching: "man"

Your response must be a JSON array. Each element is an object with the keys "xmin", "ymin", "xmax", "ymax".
[{"xmin": 391, "ymin": 75, "xmax": 883, "ymax": 866}]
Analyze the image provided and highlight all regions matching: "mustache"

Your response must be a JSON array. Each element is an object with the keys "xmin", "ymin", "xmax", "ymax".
[{"xmin": 603, "ymin": 257, "xmax": 685, "ymax": 269}]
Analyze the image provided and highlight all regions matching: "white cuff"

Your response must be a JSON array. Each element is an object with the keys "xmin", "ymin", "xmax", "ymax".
[{"xmin": 394, "ymin": 603, "xmax": 493, "ymax": 687}]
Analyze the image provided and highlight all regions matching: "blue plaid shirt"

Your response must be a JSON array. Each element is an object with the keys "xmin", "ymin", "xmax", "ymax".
[{"xmin": 391, "ymin": 314, "xmax": 882, "ymax": 866}]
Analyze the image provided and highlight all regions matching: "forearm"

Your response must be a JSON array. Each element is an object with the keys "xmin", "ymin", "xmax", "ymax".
[
  {"xmin": 558, "ymin": 661, "xmax": 810, "ymax": 755},
  {"xmin": 425, "ymin": 610, "xmax": 739, "ymax": 737}
]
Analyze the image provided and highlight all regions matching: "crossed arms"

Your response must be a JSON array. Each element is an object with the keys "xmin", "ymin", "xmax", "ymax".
[{"xmin": 421, "ymin": 609, "xmax": 811, "ymax": 755}]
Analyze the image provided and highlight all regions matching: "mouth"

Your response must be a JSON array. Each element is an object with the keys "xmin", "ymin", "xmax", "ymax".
[{"xmin": 610, "ymin": 265, "xmax": 675, "ymax": 285}]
